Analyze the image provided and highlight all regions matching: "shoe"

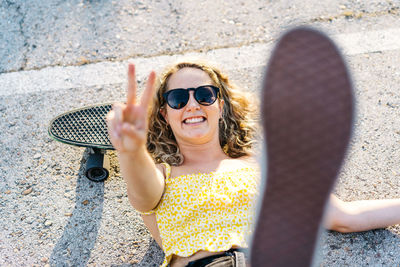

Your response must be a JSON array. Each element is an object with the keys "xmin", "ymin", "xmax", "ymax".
[{"xmin": 250, "ymin": 27, "xmax": 354, "ymax": 267}]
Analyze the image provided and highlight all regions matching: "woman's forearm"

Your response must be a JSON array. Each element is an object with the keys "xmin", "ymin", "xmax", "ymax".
[
  {"xmin": 118, "ymin": 148, "xmax": 164, "ymax": 212},
  {"xmin": 324, "ymin": 194, "xmax": 400, "ymax": 233},
  {"xmin": 105, "ymin": 64, "xmax": 162, "ymax": 212},
  {"xmin": 346, "ymin": 198, "xmax": 400, "ymax": 232}
]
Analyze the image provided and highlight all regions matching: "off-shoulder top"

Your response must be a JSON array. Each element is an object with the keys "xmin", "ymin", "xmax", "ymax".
[{"xmin": 140, "ymin": 163, "xmax": 260, "ymax": 267}]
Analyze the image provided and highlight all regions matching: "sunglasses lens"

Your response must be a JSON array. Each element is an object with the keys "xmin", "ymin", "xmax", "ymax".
[
  {"xmin": 195, "ymin": 86, "xmax": 218, "ymax": 106},
  {"xmin": 167, "ymin": 89, "xmax": 189, "ymax": 109}
]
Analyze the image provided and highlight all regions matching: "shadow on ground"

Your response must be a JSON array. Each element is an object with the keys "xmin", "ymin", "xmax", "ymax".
[
  {"xmin": 321, "ymin": 227, "xmax": 400, "ymax": 265},
  {"xmin": 111, "ymin": 239, "xmax": 164, "ymax": 267},
  {"xmin": 135, "ymin": 239, "xmax": 164, "ymax": 267},
  {"xmin": 50, "ymin": 149, "xmax": 105, "ymax": 266}
]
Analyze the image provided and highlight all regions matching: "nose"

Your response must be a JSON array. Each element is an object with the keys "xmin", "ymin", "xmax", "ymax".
[{"xmin": 185, "ymin": 91, "xmax": 200, "ymax": 111}]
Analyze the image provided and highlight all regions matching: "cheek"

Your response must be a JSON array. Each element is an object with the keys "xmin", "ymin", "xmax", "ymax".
[
  {"xmin": 165, "ymin": 109, "xmax": 181, "ymax": 126},
  {"xmin": 206, "ymin": 107, "xmax": 222, "ymax": 124}
]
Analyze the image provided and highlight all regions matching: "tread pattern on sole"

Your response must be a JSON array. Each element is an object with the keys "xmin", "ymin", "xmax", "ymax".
[{"xmin": 251, "ymin": 27, "xmax": 353, "ymax": 267}]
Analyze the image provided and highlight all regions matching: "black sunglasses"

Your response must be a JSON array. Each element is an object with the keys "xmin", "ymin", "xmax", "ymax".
[{"xmin": 163, "ymin": 85, "xmax": 220, "ymax": 109}]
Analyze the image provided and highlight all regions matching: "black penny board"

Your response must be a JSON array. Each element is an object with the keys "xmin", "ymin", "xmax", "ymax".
[{"xmin": 49, "ymin": 103, "xmax": 114, "ymax": 182}]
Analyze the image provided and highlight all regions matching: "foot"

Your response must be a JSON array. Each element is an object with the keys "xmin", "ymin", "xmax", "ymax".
[{"xmin": 251, "ymin": 27, "xmax": 354, "ymax": 267}]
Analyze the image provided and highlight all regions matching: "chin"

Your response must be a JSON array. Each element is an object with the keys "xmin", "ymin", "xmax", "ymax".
[
  {"xmin": 182, "ymin": 131, "xmax": 213, "ymax": 143},
  {"xmin": 187, "ymin": 133, "xmax": 208, "ymax": 140}
]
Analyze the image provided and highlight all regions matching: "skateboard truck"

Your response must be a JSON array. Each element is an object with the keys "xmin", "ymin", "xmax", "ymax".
[{"xmin": 86, "ymin": 148, "xmax": 110, "ymax": 182}]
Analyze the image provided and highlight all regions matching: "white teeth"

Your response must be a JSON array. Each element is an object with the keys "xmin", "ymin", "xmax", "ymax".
[{"xmin": 184, "ymin": 117, "xmax": 205, "ymax": 124}]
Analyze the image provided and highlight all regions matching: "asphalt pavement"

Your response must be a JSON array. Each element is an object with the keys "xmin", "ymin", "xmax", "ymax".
[{"xmin": 0, "ymin": 0, "xmax": 399, "ymax": 266}]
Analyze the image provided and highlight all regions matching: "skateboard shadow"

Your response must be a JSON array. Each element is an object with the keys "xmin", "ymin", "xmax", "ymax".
[{"xmin": 50, "ymin": 148, "xmax": 105, "ymax": 266}]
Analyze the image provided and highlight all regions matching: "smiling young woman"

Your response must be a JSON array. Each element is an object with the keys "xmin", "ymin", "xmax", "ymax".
[{"xmin": 107, "ymin": 54, "xmax": 400, "ymax": 267}]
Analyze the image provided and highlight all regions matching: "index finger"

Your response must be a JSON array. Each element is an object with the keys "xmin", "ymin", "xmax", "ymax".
[
  {"xmin": 139, "ymin": 71, "xmax": 156, "ymax": 110},
  {"xmin": 127, "ymin": 63, "xmax": 137, "ymax": 105}
]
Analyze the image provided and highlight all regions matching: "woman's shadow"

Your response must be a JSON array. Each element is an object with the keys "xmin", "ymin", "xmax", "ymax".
[
  {"xmin": 49, "ymin": 149, "xmax": 165, "ymax": 266},
  {"xmin": 50, "ymin": 149, "xmax": 105, "ymax": 266}
]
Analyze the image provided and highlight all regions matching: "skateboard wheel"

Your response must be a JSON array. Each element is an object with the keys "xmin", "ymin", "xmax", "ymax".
[
  {"xmin": 85, "ymin": 150, "xmax": 110, "ymax": 182},
  {"xmin": 86, "ymin": 167, "xmax": 109, "ymax": 182}
]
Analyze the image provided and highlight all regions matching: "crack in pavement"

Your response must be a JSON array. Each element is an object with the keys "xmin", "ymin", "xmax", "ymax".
[
  {"xmin": 5, "ymin": 0, "xmax": 29, "ymax": 71},
  {"xmin": 1, "ymin": 3, "xmax": 399, "ymax": 75}
]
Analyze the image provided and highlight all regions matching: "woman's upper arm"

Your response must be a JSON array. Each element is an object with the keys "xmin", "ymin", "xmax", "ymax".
[
  {"xmin": 126, "ymin": 162, "xmax": 166, "ymax": 213},
  {"xmin": 142, "ymin": 163, "xmax": 166, "ymax": 211}
]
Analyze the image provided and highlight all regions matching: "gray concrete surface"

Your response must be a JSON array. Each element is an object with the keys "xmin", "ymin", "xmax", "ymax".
[{"xmin": 0, "ymin": 0, "xmax": 399, "ymax": 266}]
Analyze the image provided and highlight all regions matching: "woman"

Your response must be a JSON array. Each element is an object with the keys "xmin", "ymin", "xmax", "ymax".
[{"xmin": 106, "ymin": 56, "xmax": 400, "ymax": 267}]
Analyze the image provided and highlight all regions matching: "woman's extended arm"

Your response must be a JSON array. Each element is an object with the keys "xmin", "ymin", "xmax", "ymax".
[
  {"xmin": 117, "ymin": 148, "xmax": 165, "ymax": 212},
  {"xmin": 324, "ymin": 194, "xmax": 400, "ymax": 233},
  {"xmin": 106, "ymin": 64, "xmax": 164, "ymax": 213}
]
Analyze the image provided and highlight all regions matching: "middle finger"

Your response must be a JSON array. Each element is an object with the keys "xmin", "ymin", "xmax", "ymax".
[{"xmin": 127, "ymin": 63, "xmax": 137, "ymax": 106}]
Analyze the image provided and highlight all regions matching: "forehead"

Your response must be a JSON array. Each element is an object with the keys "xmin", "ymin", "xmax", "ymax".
[{"xmin": 167, "ymin": 67, "xmax": 213, "ymax": 90}]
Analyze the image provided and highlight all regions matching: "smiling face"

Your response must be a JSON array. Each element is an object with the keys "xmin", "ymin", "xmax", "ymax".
[{"xmin": 162, "ymin": 67, "xmax": 224, "ymax": 146}]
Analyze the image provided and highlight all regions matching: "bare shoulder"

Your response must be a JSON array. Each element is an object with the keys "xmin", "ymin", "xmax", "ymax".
[
  {"xmin": 222, "ymin": 156, "xmax": 259, "ymax": 171},
  {"xmin": 240, "ymin": 155, "xmax": 259, "ymax": 166},
  {"xmin": 237, "ymin": 155, "xmax": 259, "ymax": 167}
]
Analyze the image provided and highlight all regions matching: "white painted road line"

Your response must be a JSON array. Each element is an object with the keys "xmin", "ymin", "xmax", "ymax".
[{"xmin": 1, "ymin": 28, "xmax": 400, "ymax": 97}]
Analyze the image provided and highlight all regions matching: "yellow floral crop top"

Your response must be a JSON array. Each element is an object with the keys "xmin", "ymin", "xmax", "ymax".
[{"xmin": 140, "ymin": 163, "xmax": 260, "ymax": 267}]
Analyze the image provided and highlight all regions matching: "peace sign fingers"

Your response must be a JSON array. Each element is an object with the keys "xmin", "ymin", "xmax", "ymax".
[
  {"xmin": 124, "ymin": 65, "xmax": 156, "ymax": 124},
  {"xmin": 126, "ymin": 63, "xmax": 137, "ymax": 106},
  {"xmin": 139, "ymin": 70, "xmax": 156, "ymax": 111},
  {"xmin": 106, "ymin": 64, "xmax": 157, "ymax": 154}
]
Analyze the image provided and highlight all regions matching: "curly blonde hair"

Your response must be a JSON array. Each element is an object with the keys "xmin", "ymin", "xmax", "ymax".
[{"xmin": 146, "ymin": 59, "xmax": 258, "ymax": 166}]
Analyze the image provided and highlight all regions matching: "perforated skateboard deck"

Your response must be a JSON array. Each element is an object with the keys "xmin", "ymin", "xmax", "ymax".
[{"xmin": 49, "ymin": 103, "xmax": 114, "ymax": 182}]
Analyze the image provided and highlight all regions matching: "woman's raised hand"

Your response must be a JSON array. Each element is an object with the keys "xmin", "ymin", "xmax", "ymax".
[{"xmin": 106, "ymin": 64, "xmax": 156, "ymax": 154}]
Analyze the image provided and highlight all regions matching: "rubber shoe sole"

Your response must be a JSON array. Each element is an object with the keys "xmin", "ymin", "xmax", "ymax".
[{"xmin": 250, "ymin": 27, "xmax": 354, "ymax": 267}]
